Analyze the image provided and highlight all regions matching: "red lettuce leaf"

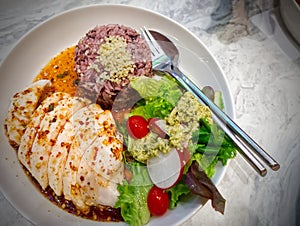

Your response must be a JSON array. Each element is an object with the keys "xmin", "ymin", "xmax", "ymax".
[{"xmin": 185, "ymin": 161, "xmax": 226, "ymax": 214}]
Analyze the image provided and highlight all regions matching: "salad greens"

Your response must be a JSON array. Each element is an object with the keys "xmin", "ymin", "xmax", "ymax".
[
  {"xmin": 167, "ymin": 179, "xmax": 191, "ymax": 209},
  {"xmin": 129, "ymin": 75, "xmax": 182, "ymax": 119},
  {"xmin": 115, "ymin": 162, "xmax": 153, "ymax": 226},
  {"xmin": 185, "ymin": 161, "xmax": 226, "ymax": 214},
  {"xmin": 115, "ymin": 72, "xmax": 237, "ymax": 225},
  {"xmin": 190, "ymin": 118, "xmax": 237, "ymax": 178}
]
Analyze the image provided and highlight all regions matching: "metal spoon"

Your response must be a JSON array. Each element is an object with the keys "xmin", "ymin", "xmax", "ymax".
[
  {"xmin": 149, "ymin": 30, "xmax": 280, "ymax": 176},
  {"xmin": 149, "ymin": 30, "xmax": 179, "ymax": 64}
]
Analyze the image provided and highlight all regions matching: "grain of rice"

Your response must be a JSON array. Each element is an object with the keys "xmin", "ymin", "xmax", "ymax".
[{"xmin": 74, "ymin": 24, "xmax": 153, "ymax": 109}]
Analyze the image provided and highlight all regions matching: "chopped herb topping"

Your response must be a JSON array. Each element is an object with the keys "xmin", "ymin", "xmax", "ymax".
[
  {"xmin": 56, "ymin": 71, "xmax": 69, "ymax": 79},
  {"xmin": 48, "ymin": 103, "xmax": 54, "ymax": 112},
  {"xmin": 74, "ymin": 79, "xmax": 80, "ymax": 86}
]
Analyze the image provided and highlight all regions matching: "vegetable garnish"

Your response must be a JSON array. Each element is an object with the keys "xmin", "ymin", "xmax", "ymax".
[
  {"xmin": 185, "ymin": 161, "xmax": 226, "ymax": 214},
  {"xmin": 48, "ymin": 103, "xmax": 54, "ymax": 112},
  {"xmin": 56, "ymin": 70, "xmax": 69, "ymax": 79},
  {"xmin": 113, "ymin": 71, "xmax": 237, "ymax": 225},
  {"xmin": 148, "ymin": 117, "xmax": 168, "ymax": 139},
  {"xmin": 147, "ymin": 186, "xmax": 169, "ymax": 216},
  {"xmin": 147, "ymin": 148, "xmax": 184, "ymax": 189},
  {"xmin": 126, "ymin": 115, "xmax": 149, "ymax": 139},
  {"xmin": 167, "ymin": 179, "xmax": 191, "ymax": 209},
  {"xmin": 129, "ymin": 75, "xmax": 182, "ymax": 119},
  {"xmin": 115, "ymin": 162, "xmax": 152, "ymax": 226},
  {"xmin": 190, "ymin": 118, "xmax": 237, "ymax": 177}
]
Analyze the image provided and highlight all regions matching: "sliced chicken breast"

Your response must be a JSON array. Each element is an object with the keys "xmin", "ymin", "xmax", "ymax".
[
  {"xmin": 84, "ymin": 125, "xmax": 123, "ymax": 180},
  {"xmin": 29, "ymin": 96, "xmax": 89, "ymax": 190},
  {"xmin": 77, "ymin": 110, "xmax": 124, "ymax": 207},
  {"xmin": 62, "ymin": 104, "xmax": 104, "ymax": 213},
  {"xmin": 77, "ymin": 159, "xmax": 123, "ymax": 207},
  {"xmin": 18, "ymin": 92, "xmax": 70, "ymax": 173},
  {"xmin": 11, "ymin": 84, "xmax": 125, "ymax": 211},
  {"xmin": 5, "ymin": 79, "xmax": 51, "ymax": 148},
  {"xmin": 48, "ymin": 104, "xmax": 97, "ymax": 196},
  {"xmin": 93, "ymin": 167, "xmax": 123, "ymax": 207}
]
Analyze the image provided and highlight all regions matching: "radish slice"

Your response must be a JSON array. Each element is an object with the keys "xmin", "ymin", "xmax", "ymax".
[
  {"xmin": 177, "ymin": 147, "xmax": 191, "ymax": 166},
  {"xmin": 147, "ymin": 148, "xmax": 183, "ymax": 189},
  {"xmin": 148, "ymin": 118, "xmax": 168, "ymax": 138}
]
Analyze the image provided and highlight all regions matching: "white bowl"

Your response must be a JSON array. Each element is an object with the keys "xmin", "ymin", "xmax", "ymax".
[
  {"xmin": 280, "ymin": 0, "xmax": 300, "ymax": 45},
  {"xmin": 0, "ymin": 4, "xmax": 235, "ymax": 226}
]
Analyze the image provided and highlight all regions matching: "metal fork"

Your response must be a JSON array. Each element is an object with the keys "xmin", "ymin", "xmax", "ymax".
[{"xmin": 140, "ymin": 27, "xmax": 280, "ymax": 176}]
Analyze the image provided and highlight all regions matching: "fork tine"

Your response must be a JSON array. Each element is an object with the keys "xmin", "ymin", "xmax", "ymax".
[
  {"xmin": 141, "ymin": 27, "xmax": 170, "ymax": 67},
  {"xmin": 141, "ymin": 27, "xmax": 163, "ymax": 56}
]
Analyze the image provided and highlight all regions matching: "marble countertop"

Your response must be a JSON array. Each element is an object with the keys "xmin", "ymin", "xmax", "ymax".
[{"xmin": 0, "ymin": 0, "xmax": 299, "ymax": 225}]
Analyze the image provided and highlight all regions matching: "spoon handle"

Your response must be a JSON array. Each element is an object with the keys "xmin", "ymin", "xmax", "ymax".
[{"xmin": 165, "ymin": 66, "xmax": 280, "ymax": 174}]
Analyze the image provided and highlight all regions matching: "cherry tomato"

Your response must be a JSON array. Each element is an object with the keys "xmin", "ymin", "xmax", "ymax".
[
  {"xmin": 147, "ymin": 186, "xmax": 169, "ymax": 216},
  {"xmin": 126, "ymin": 115, "xmax": 149, "ymax": 139}
]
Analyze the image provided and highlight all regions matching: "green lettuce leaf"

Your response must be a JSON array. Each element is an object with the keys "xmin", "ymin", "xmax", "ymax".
[
  {"xmin": 129, "ymin": 96, "xmax": 175, "ymax": 120},
  {"xmin": 115, "ymin": 162, "xmax": 152, "ymax": 226},
  {"xmin": 190, "ymin": 118, "xmax": 237, "ymax": 178},
  {"xmin": 167, "ymin": 179, "xmax": 191, "ymax": 209},
  {"xmin": 214, "ymin": 91, "xmax": 224, "ymax": 110},
  {"xmin": 130, "ymin": 75, "xmax": 182, "ymax": 105},
  {"xmin": 129, "ymin": 75, "xmax": 183, "ymax": 119}
]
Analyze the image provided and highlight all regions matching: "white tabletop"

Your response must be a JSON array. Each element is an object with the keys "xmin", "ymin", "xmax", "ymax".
[{"xmin": 0, "ymin": 0, "xmax": 299, "ymax": 225}]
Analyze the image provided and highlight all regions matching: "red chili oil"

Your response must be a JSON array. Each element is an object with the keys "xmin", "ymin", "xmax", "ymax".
[{"xmin": 23, "ymin": 167, "xmax": 123, "ymax": 222}]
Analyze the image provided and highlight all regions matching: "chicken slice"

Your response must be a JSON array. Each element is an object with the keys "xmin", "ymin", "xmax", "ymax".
[
  {"xmin": 18, "ymin": 92, "xmax": 70, "ymax": 173},
  {"xmin": 29, "ymin": 96, "xmax": 89, "ymax": 190},
  {"xmin": 77, "ymin": 159, "xmax": 123, "ymax": 207},
  {"xmin": 77, "ymin": 113, "xmax": 124, "ymax": 207},
  {"xmin": 48, "ymin": 104, "xmax": 96, "ymax": 196},
  {"xmin": 83, "ymin": 120, "xmax": 123, "ymax": 180},
  {"xmin": 62, "ymin": 104, "xmax": 104, "ymax": 213},
  {"xmin": 5, "ymin": 79, "xmax": 51, "ymax": 148},
  {"xmin": 94, "ymin": 167, "xmax": 124, "ymax": 207}
]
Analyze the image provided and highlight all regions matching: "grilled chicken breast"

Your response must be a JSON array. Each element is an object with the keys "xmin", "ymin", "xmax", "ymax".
[
  {"xmin": 5, "ymin": 79, "xmax": 51, "ymax": 148},
  {"xmin": 29, "ymin": 96, "xmax": 89, "ymax": 190},
  {"xmin": 18, "ymin": 92, "xmax": 70, "ymax": 176},
  {"xmin": 48, "ymin": 104, "xmax": 97, "ymax": 196},
  {"xmin": 77, "ymin": 110, "xmax": 124, "ymax": 207},
  {"xmin": 62, "ymin": 107, "xmax": 112, "ymax": 213},
  {"xmin": 78, "ymin": 158, "xmax": 124, "ymax": 207},
  {"xmin": 6, "ymin": 84, "xmax": 124, "ymax": 211}
]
